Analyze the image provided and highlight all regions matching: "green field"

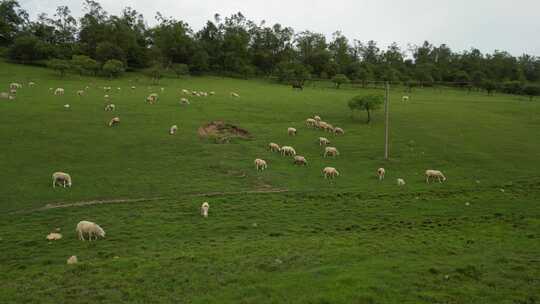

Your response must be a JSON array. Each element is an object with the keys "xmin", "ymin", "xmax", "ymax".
[{"xmin": 1, "ymin": 61, "xmax": 539, "ymax": 303}]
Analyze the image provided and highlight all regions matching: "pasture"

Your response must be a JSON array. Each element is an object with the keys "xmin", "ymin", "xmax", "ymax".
[{"xmin": 1, "ymin": 61, "xmax": 539, "ymax": 303}]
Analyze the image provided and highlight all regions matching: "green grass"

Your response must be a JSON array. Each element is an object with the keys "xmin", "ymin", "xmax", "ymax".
[{"xmin": 1, "ymin": 61, "xmax": 539, "ymax": 303}]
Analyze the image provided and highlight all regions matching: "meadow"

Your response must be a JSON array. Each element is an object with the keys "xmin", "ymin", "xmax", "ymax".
[{"xmin": 1, "ymin": 61, "xmax": 539, "ymax": 303}]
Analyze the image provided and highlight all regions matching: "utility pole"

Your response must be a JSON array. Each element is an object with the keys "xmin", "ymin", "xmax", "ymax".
[{"xmin": 384, "ymin": 82, "xmax": 390, "ymax": 160}]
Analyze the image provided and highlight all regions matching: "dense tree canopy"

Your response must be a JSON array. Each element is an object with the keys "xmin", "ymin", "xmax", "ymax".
[{"xmin": 1, "ymin": 0, "xmax": 539, "ymax": 93}]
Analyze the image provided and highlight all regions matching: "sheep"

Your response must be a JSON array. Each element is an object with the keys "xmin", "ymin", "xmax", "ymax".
[
  {"xmin": 209, "ymin": 91, "xmax": 215, "ymax": 95},
  {"xmin": 169, "ymin": 125, "xmax": 178, "ymax": 135},
  {"xmin": 314, "ymin": 115, "xmax": 321, "ymax": 122},
  {"xmin": 280, "ymin": 146, "xmax": 296, "ymax": 156},
  {"xmin": 318, "ymin": 121, "xmax": 330, "ymax": 131},
  {"xmin": 425, "ymin": 170, "xmax": 446, "ymax": 183},
  {"xmin": 402, "ymin": 96, "xmax": 409, "ymax": 102},
  {"xmin": 325, "ymin": 124, "xmax": 334, "ymax": 133},
  {"xmin": 319, "ymin": 137, "xmax": 331, "ymax": 146},
  {"xmin": 9, "ymin": 83, "xmax": 22, "ymax": 89},
  {"xmin": 76, "ymin": 90, "xmax": 84, "ymax": 96},
  {"xmin": 0, "ymin": 92, "xmax": 9, "ymax": 99},
  {"xmin": 85, "ymin": 86, "xmax": 90, "ymax": 90},
  {"xmin": 8, "ymin": 95, "xmax": 15, "ymax": 100},
  {"xmin": 254, "ymin": 158, "xmax": 268, "ymax": 171},
  {"xmin": 54, "ymin": 88, "xmax": 65, "ymax": 96},
  {"xmin": 76, "ymin": 220, "xmax": 105, "ymax": 241},
  {"xmin": 268, "ymin": 142, "xmax": 280, "ymax": 152},
  {"xmin": 52, "ymin": 172, "xmax": 72, "ymax": 188},
  {"xmin": 230, "ymin": 92, "xmax": 240, "ymax": 97},
  {"xmin": 323, "ymin": 167, "xmax": 339, "ymax": 179},
  {"xmin": 397, "ymin": 178, "xmax": 406, "ymax": 186},
  {"xmin": 160, "ymin": 87, "xmax": 165, "ymax": 92},
  {"xmin": 109, "ymin": 117, "xmax": 120, "ymax": 127},
  {"xmin": 201, "ymin": 202, "xmax": 209, "ymax": 218},
  {"xmin": 9, "ymin": 89, "xmax": 17, "ymax": 96},
  {"xmin": 306, "ymin": 118, "xmax": 317, "ymax": 127},
  {"xmin": 293, "ymin": 155, "xmax": 307, "ymax": 166},
  {"xmin": 377, "ymin": 168, "xmax": 385, "ymax": 180},
  {"xmin": 182, "ymin": 89, "xmax": 190, "ymax": 94},
  {"xmin": 104, "ymin": 104, "xmax": 115, "ymax": 111},
  {"xmin": 146, "ymin": 93, "xmax": 158, "ymax": 104},
  {"xmin": 180, "ymin": 98, "xmax": 190, "ymax": 105},
  {"xmin": 103, "ymin": 86, "xmax": 111, "ymax": 92},
  {"xmin": 288, "ymin": 127, "xmax": 297, "ymax": 136},
  {"xmin": 28, "ymin": 81, "xmax": 36, "ymax": 87},
  {"xmin": 67, "ymin": 255, "xmax": 78, "ymax": 264},
  {"xmin": 333, "ymin": 127, "xmax": 345, "ymax": 136},
  {"xmin": 117, "ymin": 87, "xmax": 121, "ymax": 91},
  {"xmin": 104, "ymin": 94, "xmax": 110, "ymax": 100},
  {"xmin": 131, "ymin": 86, "xmax": 136, "ymax": 90},
  {"xmin": 46, "ymin": 232, "xmax": 63, "ymax": 240},
  {"xmin": 64, "ymin": 104, "xmax": 70, "ymax": 109},
  {"xmin": 324, "ymin": 147, "xmax": 339, "ymax": 158}
]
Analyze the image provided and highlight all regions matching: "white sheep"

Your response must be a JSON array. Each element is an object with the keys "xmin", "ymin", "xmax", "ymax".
[
  {"xmin": 293, "ymin": 155, "xmax": 307, "ymax": 166},
  {"xmin": 146, "ymin": 93, "xmax": 158, "ymax": 104},
  {"xmin": 104, "ymin": 104, "xmax": 115, "ymax": 111},
  {"xmin": 46, "ymin": 232, "xmax": 63, "ymax": 240},
  {"xmin": 377, "ymin": 168, "xmax": 385, "ymax": 181},
  {"xmin": 209, "ymin": 91, "xmax": 215, "ymax": 95},
  {"xmin": 67, "ymin": 255, "xmax": 78, "ymax": 264},
  {"xmin": 103, "ymin": 86, "xmax": 111, "ymax": 92},
  {"xmin": 333, "ymin": 127, "xmax": 345, "ymax": 136},
  {"xmin": 305, "ymin": 118, "xmax": 317, "ymax": 127},
  {"xmin": 76, "ymin": 220, "xmax": 105, "ymax": 241},
  {"xmin": 325, "ymin": 124, "xmax": 334, "ymax": 133},
  {"xmin": 230, "ymin": 92, "xmax": 240, "ymax": 97},
  {"xmin": 402, "ymin": 96, "xmax": 409, "ymax": 102},
  {"xmin": 319, "ymin": 137, "xmax": 330, "ymax": 146},
  {"xmin": 54, "ymin": 88, "xmax": 65, "ymax": 96},
  {"xmin": 201, "ymin": 202, "xmax": 209, "ymax": 217},
  {"xmin": 0, "ymin": 92, "xmax": 9, "ymax": 99},
  {"xmin": 64, "ymin": 104, "xmax": 70, "ymax": 109},
  {"xmin": 254, "ymin": 158, "xmax": 268, "ymax": 171},
  {"xmin": 10, "ymin": 83, "xmax": 22, "ymax": 89},
  {"xmin": 28, "ymin": 82, "xmax": 36, "ymax": 87},
  {"xmin": 182, "ymin": 89, "xmax": 190, "ymax": 95},
  {"xmin": 52, "ymin": 172, "xmax": 72, "ymax": 188},
  {"xmin": 397, "ymin": 178, "xmax": 406, "ymax": 186},
  {"xmin": 117, "ymin": 87, "xmax": 121, "ymax": 91},
  {"xmin": 169, "ymin": 125, "xmax": 178, "ymax": 135},
  {"xmin": 314, "ymin": 115, "xmax": 321, "ymax": 122},
  {"xmin": 180, "ymin": 98, "xmax": 190, "ymax": 105},
  {"xmin": 324, "ymin": 147, "xmax": 339, "ymax": 158},
  {"xmin": 9, "ymin": 88, "xmax": 17, "ymax": 95},
  {"xmin": 318, "ymin": 121, "xmax": 330, "ymax": 131},
  {"xmin": 280, "ymin": 146, "xmax": 296, "ymax": 156},
  {"xmin": 109, "ymin": 117, "xmax": 120, "ymax": 127},
  {"xmin": 425, "ymin": 170, "xmax": 446, "ymax": 183},
  {"xmin": 288, "ymin": 127, "xmax": 297, "ymax": 136},
  {"xmin": 131, "ymin": 86, "xmax": 136, "ymax": 90},
  {"xmin": 77, "ymin": 90, "xmax": 84, "ymax": 96},
  {"xmin": 323, "ymin": 167, "xmax": 339, "ymax": 179},
  {"xmin": 268, "ymin": 142, "xmax": 280, "ymax": 152}
]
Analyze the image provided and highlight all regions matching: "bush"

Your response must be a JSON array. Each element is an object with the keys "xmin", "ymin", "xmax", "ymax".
[
  {"xmin": 523, "ymin": 85, "xmax": 540, "ymax": 101},
  {"xmin": 348, "ymin": 94, "xmax": 384, "ymax": 123},
  {"xmin": 501, "ymin": 81, "xmax": 523, "ymax": 95},
  {"xmin": 172, "ymin": 63, "xmax": 189, "ymax": 78},
  {"xmin": 102, "ymin": 59, "xmax": 125, "ymax": 78},
  {"xmin": 71, "ymin": 55, "xmax": 99, "ymax": 76},
  {"xmin": 332, "ymin": 74, "xmax": 350, "ymax": 89},
  {"xmin": 46, "ymin": 59, "xmax": 70, "ymax": 77}
]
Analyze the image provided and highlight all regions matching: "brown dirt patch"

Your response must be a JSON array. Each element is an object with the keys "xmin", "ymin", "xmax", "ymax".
[{"xmin": 198, "ymin": 121, "xmax": 252, "ymax": 143}]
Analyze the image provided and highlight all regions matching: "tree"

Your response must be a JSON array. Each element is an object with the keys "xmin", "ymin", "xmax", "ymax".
[
  {"xmin": 523, "ymin": 85, "xmax": 540, "ymax": 101},
  {"xmin": 332, "ymin": 74, "xmax": 349, "ymax": 89},
  {"xmin": 8, "ymin": 34, "xmax": 50, "ymax": 62},
  {"xmin": 47, "ymin": 58, "xmax": 70, "ymax": 76},
  {"xmin": 276, "ymin": 61, "xmax": 311, "ymax": 85},
  {"xmin": 102, "ymin": 59, "xmax": 124, "ymax": 78},
  {"xmin": 481, "ymin": 80, "xmax": 498, "ymax": 96},
  {"xmin": 96, "ymin": 41, "xmax": 126, "ymax": 63},
  {"xmin": 172, "ymin": 63, "xmax": 189, "ymax": 78},
  {"xmin": 348, "ymin": 94, "xmax": 383, "ymax": 123},
  {"xmin": 71, "ymin": 55, "xmax": 98, "ymax": 75},
  {"xmin": 0, "ymin": 0, "xmax": 28, "ymax": 46}
]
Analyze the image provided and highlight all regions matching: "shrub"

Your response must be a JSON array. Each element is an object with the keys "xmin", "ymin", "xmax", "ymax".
[
  {"xmin": 102, "ymin": 59, "xmax": 125, "ymax": 78},
  {"xmin": 348, "ymin": 94, "xmax": 384, "ymax": 123},
  {"xmin": 332, "ymin": 74, "xmax": 350, "ymax": 89}
]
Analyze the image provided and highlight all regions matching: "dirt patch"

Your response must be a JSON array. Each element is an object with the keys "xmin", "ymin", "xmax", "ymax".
[{"xmin": 198, "ymin": 121, "xmax": 251, "ymax": 143}]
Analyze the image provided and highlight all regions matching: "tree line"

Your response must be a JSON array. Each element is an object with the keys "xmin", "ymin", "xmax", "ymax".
[{"xmin": 1, "ymin": 0, "xmax": 539, "ymax": 96}]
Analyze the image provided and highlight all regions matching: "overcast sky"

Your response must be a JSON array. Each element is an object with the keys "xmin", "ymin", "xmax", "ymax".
[{"xmin": 20, "ymin": 0, "xmax": 540, "ymax": 56}]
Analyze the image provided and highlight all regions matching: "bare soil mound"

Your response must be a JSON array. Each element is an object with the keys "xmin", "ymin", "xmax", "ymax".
[{"xmin": 198, "ymin": 121, "xmax": 251, "ymax": 143}]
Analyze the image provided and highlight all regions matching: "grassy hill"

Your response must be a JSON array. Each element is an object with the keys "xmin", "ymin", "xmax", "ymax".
[{"xmin": 1, "ymin": 61, "xmax": 539, "ymax": 303}]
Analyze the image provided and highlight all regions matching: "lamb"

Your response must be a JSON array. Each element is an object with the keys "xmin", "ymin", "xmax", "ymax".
[
  {"xmin": 323, "ymin": 167, "xmax": 339, "ymax": 179},
  {"xmin": 109, "ymin": 117, "xmax": 120, "ymax": 127},
  {"xmin": 288, "ymin": 127, "xmax": 297, "ymax": 136},
  {"xmin": 324, "ymin": 147, "xmax": 339, "ymax": 157},
  {"xmin": 268, "ymin": 142, "xmax": 280, "ymax": 152},
  {"xmin": 46, "ymin": 232, "xmax": 63, "ymax": 240},
  {"xmin": 52, "ymin": 172, "xmax": 72, "ymax": 188},
  {"xmin": 146, "ymin": 93, "xmax": 158, "ymax": 104},
  {"xmin": 377, "ymin": 168, "xmax": 385, "ymax": 180},
  {"xmin": 402, "ymin": 96, "xmax": 409, "ymax": 102},
  {"xmin": 314, "ymin": 115, "xmax": 321, "ymax": 122},
  {"xmin": 318, "ymin": 121, "xmax": 330, "ymax": 131},
  {"xmin": 201, "ymin": 202, "xmax": 209, "ymax": 218},
  {"xmin": 169, "ymin": 125, "xmax": 178, "ymax": 135},
  {"xmin": 54, "ymin": 88, "xmax": 65, "ymax": 96},
  {"xmin": 293, "ymin": 155, "xmax": 307, "ymax": 166},
  {"xmin": 67, "ymin": 255, "xmax": 78, "ymax": 264},
  {"xmin": 397, "ymin": 178, "xmax": 406, "ymax": 186},
  {"xmin": 104, "ymin": 104, "xmax": 115, "ymax": 111},
  {"xmin": 230, "ymin": 92, "xmax": 240, "ymax": 97},
  {"xmin": 280, "ymin": 146, "xmax": 296, "ymax": 156},
  {"xmin": 319, "ymin": 137, "xmax": 330, "ymax": 146},
  {"xmin": 64, "ymin": 104, "xmax": 70, "ymax": 109},
  {"xmin": 254, "ymin": 158, "xmax": 268, "ymax": 171},
  {"xmin": 333, "ymin": 127, "xmax": 345, "ymax": 136},
  {"xmin": 325, "ymin": 124, "xmax": 334, "ymax": 133},
  {"xmin": 306, "ymin": 118, "xmax": 317, "ymax": 127},
  {"xmin": 180, "ymin": 98, "xmax": 190, "ymax": 105},
  {"xmin": 76, "ymin": 220, "xmax": 105, "ymax": 241},
  {"xmin": 10, "ymin": 83, "xmax": 22, "ymax": 89},
  {"xmin": 425, "ymin": 170, "xmax": 446, "ymax": 183},
  {"xmin": 77, "ymin": 90, "xmax": 84, "ymax": 96}
]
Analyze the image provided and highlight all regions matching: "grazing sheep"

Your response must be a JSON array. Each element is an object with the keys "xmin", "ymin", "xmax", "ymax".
[
  {"xmin": 288, "ymin": 127, "xmax": 297, "ymax": 136},
  {"xmin": 324, "ymin": 147, "xmax": 339, "ymax": 158},
  {"xmin": 402, "ymin": 96, "xmax": 409, "ymax": 102},
  {"xmin": 318, "ymin": 121, "xmax": 330, "ymax": 131},
  {"xmin": 117, "ymin": 87, "xmax": 121, "ymax": 91},
  {"xmin": 8, "ymin": 95, "xmax": 15, "ymax": 100},
  {"xmin": 85, "ymin": 86, "xmax": 90, "ymax": 90},
  {"xmin": 230, "ymin": 92, "xmax": 240, "ymax": 97},
  {"xmin": 180, "ymin": 98, "xmax": 190, "ymax": 105},
  {"xmin": 323, "ymin": 167, "xmax": 339, "ymax": 179},
  {"xmin": 268, "ymin": 142, "xmax": 280, "ymax": 152},
  {"xmin": 104, "ymin": 94, "xmax": 110, "ymax": 100},
  {"xmin": 64, "ymin": 104, "xmax": 70, "ymax": 109},
  {"xmin": 169, "ymin": 125, "xmax": 178, "ymax": 135},
  {"xmin": 76, "ymin": 220, "xmax": 105, "ymax": 241},
  {"xmin": 67, "ymin": 255, "xmax": 78, "ymax": 264},
  {"xmin": 54, "ymin": 88, "xmax": 65, "ymax": 96},
  {"xmin": 314, "ymin": 115, "xmax": 321, "ymax": 122},
  {"xmin": 306, "ymin": 118, "xmax": 317, "ymax": 127},
  {"xmin": 333, "ymin": 127, "xmax": 345, "ymax": 136},
  {"xmin": 146, "ymin": 93, "xmax": 158, "ymax": 104},
  {"xmin": 397, "ymin": 178, "xmax": 406, "ymax": 186},
  {"xmin": 103, "ymin": 86, "xmax": 111, "ymax": 92},
  {"xmin": 77, "ymin": 90, "xmax": 84, "ymax": 96},
  {"xmin": 293, "ymin": 155, "xmax": 307, "ymax": 166},
  {"xmin": 425, "ymin": 170, "xmax": 446, "ymax": 183},
  {"xmin": 325, "ymin": 124, "xmax": 334, "ymax": 133},
  {"xmin": 10, "ymin": 83, "xmax": 22, "ymax": 89},
  {"xmin": 209, "ymin": 91, "xmax": 215, "ymax": 95},
  {"xmin": 131, "ymin": 86, "xmax": 136, "ymax": 90},
  {"xmin": 10, "ymin": 88, "xmax": 17, "ymax": 95},
  {"xmin": 319, "ymin": 137, "xmax": 330, "ymax": 146},
  {"xmin": 46, "ymin": 232, "xmax": 63, "ymax": 240},
  {"xmin": 254, "ymin": 158, "xmax": 268, "ymax": 171},
  {"xmin": 182, "ymin": 89, "xmax": 190, "ymax": 94},
  {"xmin": 104, "ymin": 104, "xmax": 115, "ymax": 111},
  {"xmin": 109, "ymin": 117, "xmax": 120, "ymax": 127},
  {"xmin": 201, "ymin": 202, "xmax": 209, "ymax": 218},
  {"xmin": 52, "ymin": 172, "xmax": 72, "ymax": 188},
  {"xmin": 280, "ymin": 146, "xmax": 296, "ymax": 156},
  {"xmin": 0, "ymin": 92, "xmax": 9, "ymax": 99},
  {"xmin": 28, "ymin": 82, "xmax": 36, "ymax": 87},
  {"xmin": 377, "ymin": 168, "xmax": 385, "ymax": 180}
]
